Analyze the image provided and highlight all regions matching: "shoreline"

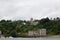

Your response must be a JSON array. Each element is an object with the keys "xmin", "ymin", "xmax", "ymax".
[
  {"xmin": 46, "ymin": 35, "xmax": 60, "ymax": 38},
  {"xmin": 0, "ymin": 35, "xmax": 60, "ymax": 38},
  {"xmin": 19, "ymin": 35, "xmax": 60, "ymax": 38}
]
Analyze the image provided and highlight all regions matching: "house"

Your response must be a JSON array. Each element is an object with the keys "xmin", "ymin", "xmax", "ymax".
[
  {"xmin": 28, "ymin": 29, "xmax": 46, "ymax": 37},
  {"xmin": 0, "ymin": 31, "xmax": 2, "ymax": 38}
]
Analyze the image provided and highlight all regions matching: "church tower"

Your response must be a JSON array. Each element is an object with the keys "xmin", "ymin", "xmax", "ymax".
[{"xmin": 30, "ymin": 18, "xmax": 34, "ymax": 25}]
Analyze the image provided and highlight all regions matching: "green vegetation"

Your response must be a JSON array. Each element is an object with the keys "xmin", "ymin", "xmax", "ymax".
[{"xmin": 0, "ymin": 17, "xmax": 60, "ymax": 37}]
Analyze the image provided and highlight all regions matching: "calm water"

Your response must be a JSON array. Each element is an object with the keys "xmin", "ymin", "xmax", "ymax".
[{"xmin": 0, "ymin": 37, "xmax": 60, "ymax": 40}]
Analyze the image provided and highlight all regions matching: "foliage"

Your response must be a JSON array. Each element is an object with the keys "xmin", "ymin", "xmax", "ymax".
[{"xmin": 0, "ymin": 17, "xmax": 60, "ymax": 37}]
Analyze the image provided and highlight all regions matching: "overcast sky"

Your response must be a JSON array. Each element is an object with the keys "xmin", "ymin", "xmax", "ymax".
[{"xmin": 0, "ymin": 0, "xmax": 60, "ymax": 20}]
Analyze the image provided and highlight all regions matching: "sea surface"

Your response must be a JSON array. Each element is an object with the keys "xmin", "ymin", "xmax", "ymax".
[{"xmin": 0, "ymin": 37, "xmax": 60, "ymax": 40}]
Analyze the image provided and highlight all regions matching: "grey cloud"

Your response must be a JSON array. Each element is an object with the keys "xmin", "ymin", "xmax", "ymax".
[{"xmin": 0, "ymin": 0, "xmax": 60, "ymax": 20}]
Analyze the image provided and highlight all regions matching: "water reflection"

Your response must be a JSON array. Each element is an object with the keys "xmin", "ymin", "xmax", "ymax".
[{"xmin": 0, "ymin": 37, "xmax": 60, "ymax": 40}]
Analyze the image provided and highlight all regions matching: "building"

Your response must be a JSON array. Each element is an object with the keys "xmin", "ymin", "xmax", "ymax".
[
  {"xmin": 30, "ymin": 18, "xmax": 38, "ymax": 25},
  {"xmin": 0, "ymin": 31, "xmax": 2, "ymax": 38},
  {"xmin": 28, "ymin": 29, "xmax": 46, "ymax": 37}
]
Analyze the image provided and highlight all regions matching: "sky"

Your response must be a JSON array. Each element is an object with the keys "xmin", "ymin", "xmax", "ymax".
[{"xmin": 0, "ymin": 0, "xmax": 60, "ymax": 20}]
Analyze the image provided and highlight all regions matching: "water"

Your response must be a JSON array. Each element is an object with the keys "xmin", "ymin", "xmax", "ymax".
[{"xmin": 0, "ymin": 37, "xmax": 60, "ymax": 40}]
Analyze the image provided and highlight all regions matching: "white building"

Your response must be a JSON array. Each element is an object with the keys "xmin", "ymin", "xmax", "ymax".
[
  {"xmin": 30, "ymin": 18, "xmax": 38, "ymax": 25},
  {"xmin": 0, "ymin": 31, "xmax": 1, "ymax": 35},
  {"xmin": 28, "ymin": 29, "xmax": 46, "ymax": 37}
]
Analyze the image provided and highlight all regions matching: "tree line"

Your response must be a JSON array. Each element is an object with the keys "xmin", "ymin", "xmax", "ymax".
[{"xmin": 0, "ymin": 17, "xmax": 60, "ymax": 37}]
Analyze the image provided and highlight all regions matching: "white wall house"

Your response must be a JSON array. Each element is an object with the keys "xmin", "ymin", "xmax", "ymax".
[
  {"xmin": 28, "ymin": 29, "xmax": 46, "ymax": 37},
  {"xmin": 0, "ymin": 31, "xmax": 2, "ymax": 38}
]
